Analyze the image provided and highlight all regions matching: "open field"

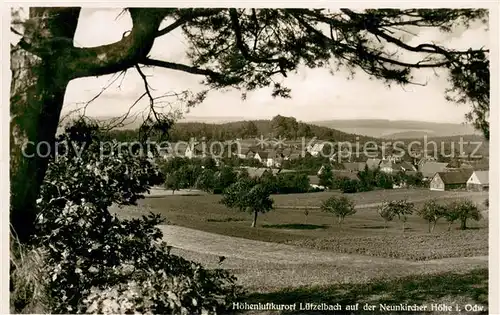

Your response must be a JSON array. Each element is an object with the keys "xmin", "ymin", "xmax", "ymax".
[
  {"xmin": 237, "ymin": 268, "xmax": 488, "ymax": 314},
  {"xmin": 113, "ymin": 188, "xmax": 488, "ymax": 261},
  {"xmin": 160, "ymin": 225, "xmax": 486, "ymax": 292},
  {"xmin": 111, "ymin": 188, "xmax": 489, "ymax": 311}
]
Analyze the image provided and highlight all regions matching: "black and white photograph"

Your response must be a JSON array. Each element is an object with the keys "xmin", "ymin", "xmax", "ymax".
[{"xmin": 5, "ymin": 3, "xmax": 497, "ymax": 315}]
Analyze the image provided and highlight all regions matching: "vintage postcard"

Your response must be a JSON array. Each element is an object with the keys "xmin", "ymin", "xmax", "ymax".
[{"xmin": 4, "ymin": 3, "xmax": 497, "ymax": 314}]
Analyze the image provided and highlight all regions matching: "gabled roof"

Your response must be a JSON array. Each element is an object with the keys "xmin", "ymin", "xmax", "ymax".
[
  {"xmin": 435, "ymin": 169, "xmax": 474, "ymax": 185},
  {"xmin": 238, "ymin": 147, "xmax": 251, "ymax": 155},
  {"xmin": 343, "ymin": 162, "xmax": 366, "ymax": 172},
  {"xmin": 472, "ymin": 170, "xmax": 489, "ymax": 184},
  {"xmin": 333, "ymin": 170, "xmax": 360, "ymax": 181},
  {"xmin": 366, "ymin": 158, "xmax": 381, "ymax": 170},
  {"xmin": 256, "ymin": 151, "xmax": 268, "ymax": 159},
  {"xmin": 400, "ymin": 161, "xmax": 417, "ymax": 172},
  {"xmin": 288, "ymin": 152, "xmax": 302, "ymax": 159},
  {"xmin": 243, "ymin": 167, "xmax": 296, "ymax": 178},
  {"xmin": 311, "ymin": 143, "xmax": 325, "ymax": 152},
  {"xmin": 419, "ymin": 162, "xmax": 449, "ymax": 178}
]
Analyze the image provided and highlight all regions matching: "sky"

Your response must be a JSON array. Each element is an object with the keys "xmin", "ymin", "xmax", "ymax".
[{"xmin": 58, "ymin": 8, "xmax": 490, "ymax": 123}]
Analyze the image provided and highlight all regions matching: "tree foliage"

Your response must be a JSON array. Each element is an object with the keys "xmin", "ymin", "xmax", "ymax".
[
  {"xmin": 220, "ymin": 179, "xmax": 273, "ymax": 227},
  {"xmin": 318, "ymin": 164, "xmax": 334, "ymax": 188},
  {"xmin": 446, "ymin": 198, "xmax": 482, "ymax": 230},
  {"xmin": 417, "ymin": 199, "xmax": 446, "ymax": 233},
  {"xmin": 16, "ymin": 121, "xmax": 240, "ymax": 313},
  {"xmin": 382, "ymin": 199, "xmax": 415, "ymax": 233},
  {"xmin": 377, "ymin": 202, "xmax": 395, "ymax": 229},
  {"xmin": 321, "ymin": 195, "xmax": 357, "ymax": 228}
]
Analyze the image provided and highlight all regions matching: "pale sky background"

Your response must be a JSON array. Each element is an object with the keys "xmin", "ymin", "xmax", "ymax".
[{"xmin": 58, "ymin": 8, "xmax": 490, "ymax": 123}]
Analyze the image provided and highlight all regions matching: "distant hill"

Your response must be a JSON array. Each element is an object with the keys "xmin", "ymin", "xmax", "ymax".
[
  {"xmin": 310, "ymin": 119, "xmax": 480, "ymax": 139},
  {"xmin": 168, "ymin": 119, "xmax": 379, "ymax": 143},
  {"xmin": 65, "ymin": 114, "xmax": 381, "ymax": 143}
]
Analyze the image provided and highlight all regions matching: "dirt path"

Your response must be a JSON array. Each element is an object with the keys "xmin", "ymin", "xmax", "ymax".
[{"xmin": 159, "ymin": 225, "xmax": 488, "ymax": 291}]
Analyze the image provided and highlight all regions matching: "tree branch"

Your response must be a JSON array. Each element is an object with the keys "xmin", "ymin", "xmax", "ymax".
[
  {"xmin": 64, "ymin": 8, "xmax": 171, "ymax": 79},
  {"xmin": 140, "ymin": 58, "xmax": 224, "ymax": 78},
  {"xmin": 339, "ymin": 9, "xmax": 488, "ymax": 57},
  {"xmin": 229, "ymin": 8, "xmax": 287, "ymax": 73},
  {"xmin": 156, "ymin": 8, "xmax": 224, "ymax": 37},
  {"xmin": 292, "ymin": 13, "xmax": 449, "ymax": 69}
]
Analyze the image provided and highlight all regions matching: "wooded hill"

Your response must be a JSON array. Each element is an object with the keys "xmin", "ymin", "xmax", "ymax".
[{"xmin": 105, "ymin": 115, "xmax": 380, "ymax": 143}]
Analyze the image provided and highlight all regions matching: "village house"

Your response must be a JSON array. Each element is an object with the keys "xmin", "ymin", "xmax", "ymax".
[
  {"xmin": 366, "ymin": 158, "xmax": 381, "ymax": 170},
  {"xmin": 282, "ymin": 151, "xmax": 301, "ymax": 160},
  {"xmin": 241, "ymin": 167, "xmax": 296, "ymax": 178},
  {"xmin": 429, "ymin": 169, "xmax": 474, "ymax": 191},
  {"xmin": 333, "ymin": 170, "xmax": 360, "ymax": 181},
  {"xmin": 343, "ymin": 162, "xmax": 366, "ymax": 173},
  {"xmin": 307, "ymin": 143, "xmax": 326, "ymax": 157},
  {"xmin": 253, "ymin": 151, "xmax": 267, "ymax": 164},
  {"xmin": 329, "ymin": 147, "xmax": 352, "ymax": 162},
  {"xmin": 236, "ymin": 147, "xmax": 251, "ymax": 159},
  {"xmin": 160, "ymin": 143, "xmax": 188, "ymax": 159},
  {"xmin": 445, "ymin": 160, "xmax": 474, "ymax": 171},
  {"xmin": 245, "ymin": 149, "xmax": 256, "ymax": 159},
  {"xmin": 380, "ymin": 160, "xmax": 417, "ymax": 175},
  {"xmin": 417, "ymin": 156, "xmax": 438, "ymax": 168},
  {"xmin": 254, "ymin": 150, "xmax": 280, "ymax": 167},
  {"xmin": 467, "ymin": 170, "xmax": 489, "ymax": 192},
  {"xmin": 418, "ymin": 161, "xmax": 449, "ymax": 180}
]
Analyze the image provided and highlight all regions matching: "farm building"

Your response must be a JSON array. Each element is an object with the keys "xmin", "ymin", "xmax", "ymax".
[
  {"xmin": 333, "ymin": 170, "xmax": 360, "ymax": 181},
  {"xmin": 342, "ymin": 162, "xmax": 366, "ymax": 172},
  {"xmin": 429, "ymin": 170, "xmax": 473, "ymax": 191},
  {"xmin": 418, "ymin": 161, "xmax": 449, "ymax": 179},
  {"xmin": 467, "ymin": 170, "xmax": 489, "ymax": 192},
  {"xmin": 285, "ymin": 152, "xmax": 302, "ymax": 160},
  {"xmin": 445, "ymin": 160, "xmax": 473, "ymax": 170},
  {"xmin": 366, "ymin": 158, "xmax": 382, "ymax": 170},
  {"xmin": 241, "ymin": 167, "xmax": 296, "ymax": 178}
]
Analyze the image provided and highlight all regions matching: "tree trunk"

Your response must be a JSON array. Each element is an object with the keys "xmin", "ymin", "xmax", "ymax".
[
  {"xmin": 10, "ymin": 8, "xmax": 79, "ymax": 244},
  {"xmin": 460, "ymin": 219, "xmax": 467, "ymax": 230},
  {"xmin": 251, "ymin": 210, "xmax": 258, "ymax": 227},
  {"xmin": 431, "ymin": 221, "xmax": 437, "ymax": 233},
  {"xmin": 402, "ymin": 222, "xmax": 405, "ymax": 234},
  {"xmin": 448, "ymin": 221, "xmax": 453, "ymax": 231}
]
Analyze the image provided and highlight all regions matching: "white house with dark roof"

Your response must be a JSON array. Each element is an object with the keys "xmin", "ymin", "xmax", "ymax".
[{"xmin": 467, "ymin": 170, "xmax": 489, "ymax": 192}]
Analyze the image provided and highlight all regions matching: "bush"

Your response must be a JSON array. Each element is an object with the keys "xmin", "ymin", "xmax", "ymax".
[
  {"xmin": 338, "ymin": 178, "xmax": 359, "ymax": 193},
  {"xmin": 13, "ymin": 121, "xmax": 242, "ymax": 314},
  {"xmin": 10, "ymin": 237, "xmax": 50, "ymax": 313}
]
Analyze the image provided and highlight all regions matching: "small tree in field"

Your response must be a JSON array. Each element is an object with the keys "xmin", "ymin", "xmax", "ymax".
[
  {"xmin": 447, "ymin": 199, "xmax": 482, "ymax": 230},
  {"xmin": 377, "ymin": 202, "xmax": 395, "ymax": 229},
  {"xmin": 195, "ymin": 168, "xmax": 217, "ymax": 193},
  {"xmin": 220, "ymin": 180, "xmax": 273, "ymax": 227},
  {"xmin": 387, "ymin": 199, "xmax": 414, "ymax": 233},
  {"xmin": 442, "ymin": 204, "xmax": 460, "ymax": 231},
  {"xmin": 164, "ymin": 171, "xmax": 182, "ymax": 194},
  {"xmin": 321, "ymin": 196, "xmax": 356, "ymax": 229},
  {"xmin": 417, "ymin": 199, "xmax": 446, "ymax": 233}
]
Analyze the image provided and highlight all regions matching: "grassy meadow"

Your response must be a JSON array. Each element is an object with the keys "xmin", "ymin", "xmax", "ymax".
[{"xmin": 114, "ymin": 188, "xmax": 489, "ymax": 261}]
